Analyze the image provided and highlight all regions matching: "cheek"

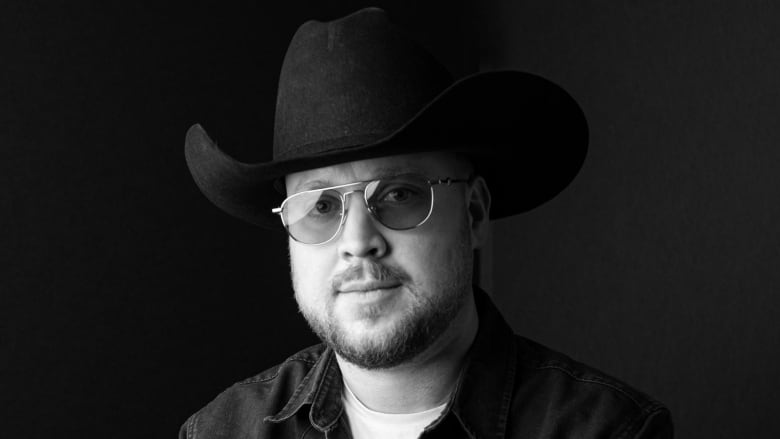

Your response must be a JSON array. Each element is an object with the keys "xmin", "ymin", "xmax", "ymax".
[
  {"xmin": 398, "ymin": 228, "xmax": 465, "ymax": 282},
  {"xmin": 398, "ymin": 207, "xmax": 472, "ymax": 283},
  {"xmin": 289, "ymin": 243, "xmax": 334, "ymax": 297}
]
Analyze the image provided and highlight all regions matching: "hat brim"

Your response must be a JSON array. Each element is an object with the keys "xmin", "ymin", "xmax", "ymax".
[{"xmin": 185, "ymin": 70, "xmax": 588, "ymax": 228}]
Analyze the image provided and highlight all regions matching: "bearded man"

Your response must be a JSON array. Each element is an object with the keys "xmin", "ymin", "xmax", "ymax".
[{"xmin": 179, "ymin": 7, "xmax": 673, "ymax": 439}]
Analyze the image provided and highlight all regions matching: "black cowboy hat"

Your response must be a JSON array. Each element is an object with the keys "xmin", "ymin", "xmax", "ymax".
[{"xmin": 185, "ymin": 7, "xmax": 588, "ymax": 228}]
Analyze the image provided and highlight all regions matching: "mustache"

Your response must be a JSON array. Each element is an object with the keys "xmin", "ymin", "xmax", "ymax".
[{"xmin": 331, "ymin": 262, "xmax": 410, "ymax": 291}]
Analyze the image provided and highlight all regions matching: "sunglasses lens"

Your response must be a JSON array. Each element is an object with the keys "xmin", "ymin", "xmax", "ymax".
[
  {"xmin": 283, "ymin": 189, "xmax": 343, "ymax": 244},
  {"xmin": 366, "ymin": 175, "xmax": 433, "ymax": 229}
]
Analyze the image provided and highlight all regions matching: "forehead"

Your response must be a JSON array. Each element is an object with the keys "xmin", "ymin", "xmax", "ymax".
[{"xmin": 284, "ymin": 151, "xmax": 469, "ymax": 194}]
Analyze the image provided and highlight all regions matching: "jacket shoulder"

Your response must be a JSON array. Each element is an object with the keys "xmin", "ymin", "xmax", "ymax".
[
  {"xmin": 179, "ymin": 344, "xmax": 325, "ymax": 439},
  {"xmin": 511, "ymin": 336, "xmax": 673, "ymax": 438}
]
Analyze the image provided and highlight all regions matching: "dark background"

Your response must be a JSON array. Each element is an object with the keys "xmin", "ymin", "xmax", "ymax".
[{"xmin": 2, "ymin": 1, "xmax": 778, "ymax": 437}]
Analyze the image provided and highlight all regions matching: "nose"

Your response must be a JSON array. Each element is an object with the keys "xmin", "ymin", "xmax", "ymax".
[{"xmin": 337, "ymin": 191, "xmax": 388, "ymax": 259}]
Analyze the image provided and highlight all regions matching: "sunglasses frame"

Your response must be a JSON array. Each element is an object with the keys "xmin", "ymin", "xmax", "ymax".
[{"xmin": 271, "ymin": 174, "xmax": 471, "ymax": 245}]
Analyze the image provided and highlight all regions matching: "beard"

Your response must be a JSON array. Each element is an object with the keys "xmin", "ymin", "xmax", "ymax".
[{"xmin": 293, "ymin": 233, "xmax": 474, "ymax": 370}]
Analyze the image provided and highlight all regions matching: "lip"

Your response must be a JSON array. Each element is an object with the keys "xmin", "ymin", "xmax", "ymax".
[{"xmin": 338, "ymin": 281, "xmax": 402, "ymax": 294}]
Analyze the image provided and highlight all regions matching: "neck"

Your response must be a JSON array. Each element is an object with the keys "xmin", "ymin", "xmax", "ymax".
[{"xmin": 336, "ymin": 293, "xmax": 479, "ymax": 414}]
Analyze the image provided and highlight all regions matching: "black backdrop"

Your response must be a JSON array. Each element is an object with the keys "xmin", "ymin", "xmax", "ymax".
[{"xmin": 2, "ymin": 1, "xmax": 778, "ymax": 438}]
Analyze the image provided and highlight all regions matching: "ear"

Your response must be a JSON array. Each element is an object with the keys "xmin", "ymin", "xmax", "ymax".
[{"xmin": 466, "ymin": 175, "xmax": 492, "ymax": 250}]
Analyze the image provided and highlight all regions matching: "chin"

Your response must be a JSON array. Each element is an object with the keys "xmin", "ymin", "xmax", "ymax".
[
  {"xmin": 338, "ymin": 313, "xmax": 400, "ymax": 342},
  {"xmin": 329, "ymin": 313, "xmax": 433, "ymax": 369}
]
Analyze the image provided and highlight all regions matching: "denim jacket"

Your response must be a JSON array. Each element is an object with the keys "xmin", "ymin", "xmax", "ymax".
[{"xmin": 179, "ymin": 289, "xmax": 673, "ymax": 438}]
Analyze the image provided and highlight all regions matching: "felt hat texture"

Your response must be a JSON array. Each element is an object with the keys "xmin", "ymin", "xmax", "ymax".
[{"xmin": 185, "ymin": 7, "xmax": 588, "ymax": 228}]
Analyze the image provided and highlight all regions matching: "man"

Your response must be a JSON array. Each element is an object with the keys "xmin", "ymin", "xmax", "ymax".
[{"xmin": 180, "ymin": 7, "xmax": 673, "ymax": 439}]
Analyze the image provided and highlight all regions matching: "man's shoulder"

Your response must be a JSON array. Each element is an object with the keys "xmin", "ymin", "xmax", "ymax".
[
  {"xmin": 509, "ymin": 335, "xmax": 673, "ymax": 437},
  {"xmin": 515, "ymin": 335, "xmax": 662, "ymax": 409},
  {"xmin": 179, "ymin": 344, "xmax": 326, "ymax": 439}
]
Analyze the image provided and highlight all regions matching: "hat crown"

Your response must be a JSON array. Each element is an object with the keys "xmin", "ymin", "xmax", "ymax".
[{"xmin": 273, "ymin": 8, "xmax": 453, "ymax": 160}]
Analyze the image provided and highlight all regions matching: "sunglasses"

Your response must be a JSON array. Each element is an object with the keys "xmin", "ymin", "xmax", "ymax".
[{"xmin": 272, "ymin": 173, "xmax": 471, "ymax": 245}]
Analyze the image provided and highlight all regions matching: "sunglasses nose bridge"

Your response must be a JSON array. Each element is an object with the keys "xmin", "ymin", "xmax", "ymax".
[
  {"xmin": 341, "ymin": 187, "xmax": 390, "ymax": 233},
  {"xmin": 339, "ymin": 188, "xmax": 373, "ymax": 218}
]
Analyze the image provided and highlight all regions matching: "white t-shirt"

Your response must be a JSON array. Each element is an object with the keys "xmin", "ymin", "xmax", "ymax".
[{"xmin": 342, "ymin": 382, "xmax": 448, "ymax": 439}]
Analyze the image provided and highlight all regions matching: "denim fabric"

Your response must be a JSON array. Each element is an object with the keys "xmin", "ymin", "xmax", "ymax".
[{"xmin": 179, "ymin": 289, "xmax": 673, "ymax": 438}]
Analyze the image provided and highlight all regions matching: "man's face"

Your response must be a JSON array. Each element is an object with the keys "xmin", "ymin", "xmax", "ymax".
[{"xmin": 285, "ymin": 152, "xmax": 485, "ymax": 369}]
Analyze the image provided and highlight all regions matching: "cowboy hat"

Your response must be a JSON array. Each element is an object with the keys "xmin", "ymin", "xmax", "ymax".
[{"xmin": 185, "ymin": 7, "xmax": 588, "ymax": 228}]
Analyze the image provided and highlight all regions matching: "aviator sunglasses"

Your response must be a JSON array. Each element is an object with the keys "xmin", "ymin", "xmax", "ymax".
[{"xmin": 272, "ymin": 173, "xmax": 471, "ymax": 245}]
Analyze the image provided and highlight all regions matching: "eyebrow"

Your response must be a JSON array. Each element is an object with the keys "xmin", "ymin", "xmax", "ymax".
[
  {"xmin": 292, "ymin": 165, "xmax": 428, "ymax": 193},
  {"xmin": 295, "ymin": 179, "xmax": 334, "ymax": 192}
]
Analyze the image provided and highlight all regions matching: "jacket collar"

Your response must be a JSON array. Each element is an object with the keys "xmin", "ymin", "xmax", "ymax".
[
  {"xmin": 449, "ymin": 288, "xmax": 518, "ymax": 438},
  {"xmin": 263, "ymin": 347, "xmax": 344, "ymax": 433},
  {"xmin": 265, "ymin": 287, "xmax": 518, "ymax": 438}
]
